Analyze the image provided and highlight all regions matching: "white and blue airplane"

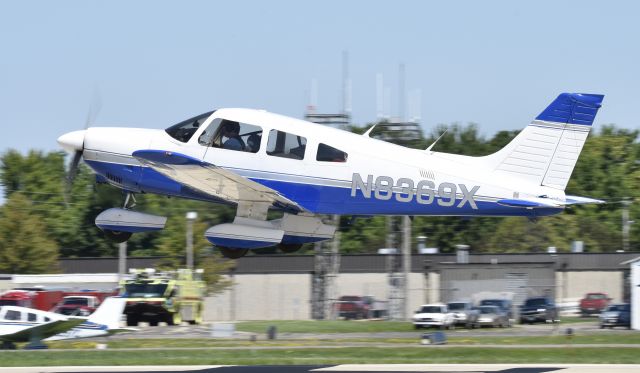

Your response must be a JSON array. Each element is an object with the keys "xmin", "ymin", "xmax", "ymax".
[
  {"xmin": 58, "ymin": 93, "xmax": 604, "ymax": 258},
  {"xmin": 0, "ymin": 297, "xmax": 131, "ymax": 349}
]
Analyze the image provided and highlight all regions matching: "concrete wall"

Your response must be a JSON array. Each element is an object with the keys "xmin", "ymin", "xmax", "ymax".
[
  {"xmin": 204, "ymin": 272, "xmax": 428, "ymax": 321},
  {"xmin": 204, "ymin": 274, "xmax": 311, "ymax": 321},
  {"xmin": 556, "ymin": 271, "xmax": 624, "ymax": 304}
]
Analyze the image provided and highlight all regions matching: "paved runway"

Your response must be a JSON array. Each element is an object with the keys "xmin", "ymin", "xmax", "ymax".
[{"xmin": 2, "ymin": 365, "xmax": 640, "ymax": 373}]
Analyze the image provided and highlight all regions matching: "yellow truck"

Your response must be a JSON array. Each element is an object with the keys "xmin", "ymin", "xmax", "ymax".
[{"xmin": 120, "ymin": 268, "xmax": 205, "ymax": 326}]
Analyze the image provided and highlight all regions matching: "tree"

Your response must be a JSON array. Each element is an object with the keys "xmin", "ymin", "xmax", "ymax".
[{"xmin": 0, "ymin": 192, "xmax": 59, "ymax": 273}]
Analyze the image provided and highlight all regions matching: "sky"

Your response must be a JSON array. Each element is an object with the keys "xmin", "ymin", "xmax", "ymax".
[{"xmin": 0, "ymin": 0, "xmax": 639, "ymax": 155}]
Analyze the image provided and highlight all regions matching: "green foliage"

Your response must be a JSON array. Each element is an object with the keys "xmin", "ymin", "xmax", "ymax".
[{"xmin": 0, "ymin": 192, "xmax": 59, "ymax": 273}]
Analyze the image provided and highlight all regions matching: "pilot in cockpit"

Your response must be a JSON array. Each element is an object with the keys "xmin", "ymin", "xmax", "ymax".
[{"xmin": 221, "ymin": 121, "xmax": 245, "ymax": 151}]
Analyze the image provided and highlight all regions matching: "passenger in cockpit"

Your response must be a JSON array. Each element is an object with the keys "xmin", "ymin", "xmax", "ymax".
[{"xmin": 221, "ymin": 121, "xmax": 245, "ymax": 151}]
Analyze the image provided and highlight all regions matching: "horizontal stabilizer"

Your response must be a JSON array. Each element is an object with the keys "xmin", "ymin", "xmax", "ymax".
[
  {"xmin": 564, "ymin": 195, "xmax": 606, "ymax": 205},
  {"xmin": 497, "ymin": 198, "xmax": 562, "ymax": 209},
  {"xmin": 498, "ymin": 195, "xmax": 605, "ymax": 209}
]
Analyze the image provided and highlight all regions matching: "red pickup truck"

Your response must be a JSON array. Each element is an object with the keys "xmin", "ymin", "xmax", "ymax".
[{"xmin": 579, "ymin": 292, "xmax": 611, "ymax": 316}]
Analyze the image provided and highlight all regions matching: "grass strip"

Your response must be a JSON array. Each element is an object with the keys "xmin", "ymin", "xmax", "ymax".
[{"xmin": 1, "ymin": 347, "xmax": 639, "ymax": 366}]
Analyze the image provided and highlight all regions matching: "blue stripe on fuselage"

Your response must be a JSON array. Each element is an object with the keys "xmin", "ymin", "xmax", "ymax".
[{"xmin": 84, "ymin": 160, "xmax": 560, "ymax": 218}]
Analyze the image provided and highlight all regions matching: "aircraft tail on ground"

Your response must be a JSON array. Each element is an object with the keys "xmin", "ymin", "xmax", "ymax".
[
  {"xmin": 484, "ymin": 93, "xmax": 604, "ymax": 190},
  {"xmin": 87, "ymin": 297, "xmax": 126, "ymax": 329}
]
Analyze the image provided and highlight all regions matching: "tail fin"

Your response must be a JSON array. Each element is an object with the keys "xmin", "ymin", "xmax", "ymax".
[
  {"xmin": 87, "ymin": 297, "xmax": 126, "ymax": 330},
  {"xmin": 486, "ymin": 93, "xmax": 604, "ymax": 190}
]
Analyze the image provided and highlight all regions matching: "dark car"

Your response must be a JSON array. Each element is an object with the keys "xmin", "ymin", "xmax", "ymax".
[
  {"xmin": 519, "ymin": 297, "xmax": 558, "ymax": 324},
  {"xmin": 599, "ymin": 303, "xmax": 631, "ymax": 329},
  {"xmin": 479, "ymin": 299, "xmax": 513, "ymax": 319}
]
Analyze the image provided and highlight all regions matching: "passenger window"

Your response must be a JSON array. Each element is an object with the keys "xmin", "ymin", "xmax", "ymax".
[
  {"xmin": 316, "ymin": 143, "xmax": 348, "ymax": 162},
  {"xmin": 28, "ymin": 313, "xmax": 37, "ymax": 322},
  {"xmin": 44, "ymin": 317, "xmax": 51, "ymax": 322},
  {"xmin": 266, "ymin": 130, "xmax": 306, "ymax": 160},
  {"xmin": 199, "ymin": 119, "xmax": 262, "ymax": 153},
  {"xmin": 6, "ymin": 310, "xmax": 21, "ymax": 320}
]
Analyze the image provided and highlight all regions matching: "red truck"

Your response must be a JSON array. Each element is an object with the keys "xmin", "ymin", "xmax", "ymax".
[
  {"xmin": 579, "ymin": 292, "xmax": 611, "ymax": 316},
  {"xmin": 0, "ymin": 289, "xmax": 64, "ymax": 311},
  {"xmin": 52, "ymin": 290, "xmax": 117, "ymax": 316},
  {"xmin": 334, "ymin": 295, "xmax": 388, "ymax": 320}
]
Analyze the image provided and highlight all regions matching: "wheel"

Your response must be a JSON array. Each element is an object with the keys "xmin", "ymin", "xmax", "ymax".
[
  {"xmin": 169, "ymin": 311, "xmax": 182, "ymax": 326},
  {"xmin": 103, "ymin": 229, "xmax": 132, "ymax": 243},
  {"xmin": 599, "ymin": 324, "xmax": 604, "ymax": 329},
  {"xmin": 414, "ymin": 324, "xmax": 421, "ymax": 330},
  {"xmin": 278, "ymin": 243, "xmax": 303, "ymax": 253},
  {"xmin": 218, "ymin": 246, "xmax": 249, "ymax": 259},
  {"xmin": 149, "ymin": 319, "xmax": 159, "ymax": 327},
  {"xmin": 126, "ymin": 316, "xmax": 138, "ymax": 327},
  {"xmin": 191, "ymin": 307, "xmax": 203, "ymax": 325},
  {"xmin": 1, "ymin": 341, "xmax": 17, "ymax": 350}
]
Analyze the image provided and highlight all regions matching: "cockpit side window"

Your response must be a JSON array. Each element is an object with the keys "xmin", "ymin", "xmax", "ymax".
[
  {"xmin": 165, "ymin": 111, "xmax": 215, "ymax": 143},
  {"xmin": 28, "ymin": 312, "xmax": 37, "ymax": 322},
  {"xmin": 199, "ymin": 118, "xmax": 262, "ymax": 154},
  {"xmin": 267, "ymin": 130, "xmax": 306, "ymax": 160},
  {"xmin": 316, "ymin": 143, "xmax": 348, "ymax": 162}
]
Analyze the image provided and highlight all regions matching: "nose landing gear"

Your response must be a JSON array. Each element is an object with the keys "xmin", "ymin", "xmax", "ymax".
[{"xmin": 96, "ymin": 193, "xmax": 167, "ymax": 243}]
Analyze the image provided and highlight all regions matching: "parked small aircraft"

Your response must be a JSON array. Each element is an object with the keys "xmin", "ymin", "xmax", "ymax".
[
  {"xmin": 58, "ymin": 93, "xmax": 604, "ymax": 258},
  {"xmin": 0, "ymin": 297, "xmax": 131, "ymax": 349}
]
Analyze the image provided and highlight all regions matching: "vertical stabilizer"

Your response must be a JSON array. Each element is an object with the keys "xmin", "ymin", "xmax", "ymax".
[
  {"xmin": 87, "ymin": 297, "xmax": 126, "ymax": 329},
  {"xmin": 486, "ymin": 93, "xmax": 603, "ymax": 190}
]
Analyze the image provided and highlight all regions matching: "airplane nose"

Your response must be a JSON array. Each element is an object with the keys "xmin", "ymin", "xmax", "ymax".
[{"xmin": 57, "ymin": 130, "xmax": 86, "ymax": 152}]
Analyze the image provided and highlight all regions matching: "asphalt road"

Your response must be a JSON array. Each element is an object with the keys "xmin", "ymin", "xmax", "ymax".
[{"xmin": 3, "ymin": 365, "xmax": 640, "ymax": 373}]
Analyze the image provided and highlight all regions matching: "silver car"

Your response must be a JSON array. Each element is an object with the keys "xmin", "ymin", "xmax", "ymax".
[{"xmin": 474, "ymin": 305, "xmax": 510, "ymax": 328}]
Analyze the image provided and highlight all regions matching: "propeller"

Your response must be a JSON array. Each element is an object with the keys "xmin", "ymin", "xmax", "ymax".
[{"xmin": 62, "ymin": 90, "xmax": 101, "ymax": 196}]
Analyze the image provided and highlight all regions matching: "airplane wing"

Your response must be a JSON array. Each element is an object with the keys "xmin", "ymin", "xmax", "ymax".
[
  {"xmin": 132, "ymin": 150, "xmax": 304, "ymax": 213},
  {"xmin": 0, "ymin": 318, "xmax": 86, "ymax": 343}
]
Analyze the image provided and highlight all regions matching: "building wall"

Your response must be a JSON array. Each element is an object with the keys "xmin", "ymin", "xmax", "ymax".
[
  {"xmin": 437, "ymin": 264, "xmax": 556, "ymax": 305},
  {"xmin": 556, "ymin": 271, "xmax": 624, "ymax": 303},
  {"xmin": 204, "ymin": 274, "xmax": 310, "ymax": 321}
]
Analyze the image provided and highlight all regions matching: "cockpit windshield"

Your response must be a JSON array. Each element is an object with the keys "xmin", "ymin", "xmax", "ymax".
[{"xmin": 165, "ymin": 111, "xmax": 215, "ymax": 143}]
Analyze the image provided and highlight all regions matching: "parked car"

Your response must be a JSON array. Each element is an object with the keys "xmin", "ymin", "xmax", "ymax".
[
  {"xmin": 447, "ymin": 301, "xmax": 480, "ymax": 328},
  {"xmin": 579, "ymin": 292, "xmax": 611, "ymax": 317},
  {"xmin": 335, "ymin": 295, "xmax": 374, "ymax": 320},
  {"xmin": 519, "ymin": 297, "xmax": 558, "ymax": 324},
  {"xmin": 599, "ymin": 303, "xmax": 631, "ymax": 329},
  {"xmin": 479, "ymin": 298, "xmax": 513, "ymax": 320},
  {"xmin": 412, "ymin": 304, "xmax": 454, "ymax": 329},
  {"xmin": 474, "ymin": 305, "xmax": 510, "ymax": 328}
]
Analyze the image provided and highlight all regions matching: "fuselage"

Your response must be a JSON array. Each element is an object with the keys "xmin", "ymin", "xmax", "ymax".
[
  {"xmin": 79, "ymin": 108, "xmax": 563, "ymax": 217},
  {"xmin": 0, "ymin": 305, "xmax": 107, "ymax": 342}
]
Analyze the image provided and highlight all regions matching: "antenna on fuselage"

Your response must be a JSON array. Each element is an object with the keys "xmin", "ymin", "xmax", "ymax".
[
  {"xmin": 425, "ymin": 129, "xmax": 448, "ymax": 153},
  {"xmin": 363, "ymin": 123, "xmax": 378, "ymax": 137}
]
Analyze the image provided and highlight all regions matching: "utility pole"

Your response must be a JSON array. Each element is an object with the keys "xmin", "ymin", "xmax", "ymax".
[
  {"xmin": 401, "ymin": 215, "xmax": 411, "ymax": 320},
  {"xmin": 118, "ymin": 242, "xmax": 127, "ymax": 282},
  {"xmin": 186, "ymin": 212, "xmax": 198, "ymax": 269},
  {"xmin": 622, "ymin": 199, "xmax": 633, "ymax": 252}
]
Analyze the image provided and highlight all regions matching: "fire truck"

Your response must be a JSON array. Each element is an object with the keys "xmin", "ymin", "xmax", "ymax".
[
  {"xmin": 0, "ymin": 288, "xmax": 64, "ymax": 311},
  {"xmin": 119, "ymin": 268, "xmax": 206, "ymax": 326}
]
